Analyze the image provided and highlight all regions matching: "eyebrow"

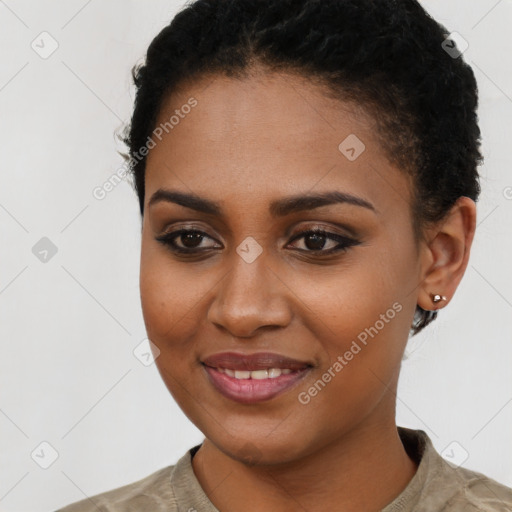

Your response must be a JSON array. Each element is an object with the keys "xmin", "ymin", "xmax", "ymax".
[{"xmin": 148, "ymin": 188, "xmax": 376, "ymax": 216}]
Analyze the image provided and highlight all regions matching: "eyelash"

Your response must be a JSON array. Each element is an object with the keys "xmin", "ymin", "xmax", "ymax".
[{"xmin": 155, "ymin": 227, "xmax": 360, "ymax": 257}]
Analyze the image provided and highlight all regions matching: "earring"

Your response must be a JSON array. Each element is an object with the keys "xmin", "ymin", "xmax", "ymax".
[{"xmin": 430, "ymin": 293, "xmax": 447, "ymax": 304}]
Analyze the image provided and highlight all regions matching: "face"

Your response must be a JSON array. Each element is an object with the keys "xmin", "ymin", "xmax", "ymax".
[{"xmin": 140, "ymin": 69, "xmax": 423, "ymax": 464}]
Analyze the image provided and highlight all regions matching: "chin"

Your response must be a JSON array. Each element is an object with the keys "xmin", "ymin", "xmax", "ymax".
[{"xmin": 208, "ymin": 429, "xmax": 316, "ymax": 467}]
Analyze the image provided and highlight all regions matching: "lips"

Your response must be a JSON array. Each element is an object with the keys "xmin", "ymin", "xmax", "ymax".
[
  {"xmin": 202, "ymin": 351, "xmax": 312, "ymax": 372},
  {"xmin": 201, "ymin": 352, "xmax": 313, "ymax": 404}
]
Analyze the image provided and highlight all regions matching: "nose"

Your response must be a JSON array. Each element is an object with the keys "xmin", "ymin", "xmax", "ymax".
[{"xmin": 207, "ymin": 251, "xmax": 293, "ymax": 338}]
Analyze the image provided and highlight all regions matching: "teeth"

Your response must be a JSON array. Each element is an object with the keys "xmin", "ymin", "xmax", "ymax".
[
  {"xmin": 251, "ymin": 369, "xmax": 269, "ymax": 380},
  {"xmin": 217, "ymin": 367, "xmax": 296, "ymax": 379}
]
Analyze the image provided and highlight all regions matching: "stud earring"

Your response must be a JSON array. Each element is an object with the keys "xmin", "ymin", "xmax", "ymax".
[{"xmin": 430, "ymin": 293, "xmax": 447, "ymax": 304}]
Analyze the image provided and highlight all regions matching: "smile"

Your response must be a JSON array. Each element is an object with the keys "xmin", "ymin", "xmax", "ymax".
[
  {"xmin": 203, "ymin": 364, "xmax": 311, "ymax": 404},
  {"xmin": 215, "ymin": 367, "xmax": 293, "ymax": 379}
]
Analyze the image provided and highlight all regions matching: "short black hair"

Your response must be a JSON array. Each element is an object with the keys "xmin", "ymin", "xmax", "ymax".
[{"xmin": 119, "ymin": 0, "xmax": 483, "ymax": 335}]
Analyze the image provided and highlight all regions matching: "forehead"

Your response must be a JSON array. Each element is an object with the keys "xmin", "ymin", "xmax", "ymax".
[{"xmin": 144, "ymin": 71, "xmax": 413, "ymax": 218}]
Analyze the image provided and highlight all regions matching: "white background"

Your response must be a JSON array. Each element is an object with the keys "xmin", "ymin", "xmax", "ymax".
[{"xmin": 0, "ymin": 1, "xmax": 511, "ymax": 511}]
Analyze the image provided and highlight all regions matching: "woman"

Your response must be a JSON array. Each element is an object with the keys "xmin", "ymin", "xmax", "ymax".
[{"xmin": 57, "ymin": 0, "xmax": 512, "ymax": 510}]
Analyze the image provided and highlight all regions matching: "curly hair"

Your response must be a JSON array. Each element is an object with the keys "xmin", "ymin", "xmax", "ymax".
[{"xmin": 118, "ymin": 0, "xmax": 483, "ymax": 336}]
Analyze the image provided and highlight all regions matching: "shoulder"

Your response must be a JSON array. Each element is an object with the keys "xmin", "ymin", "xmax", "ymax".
[
  {"xmin": 54, "ymin": 464, "xmax": 177, "ymax": 512},
  {"xmin": 438, "ymin": 463, "xmax": 512, "ymax": 512},
  {"xmin": 394, "ymin": 428, "xmax": 512, "ymax": 512},
  {"xmin": 419, "ymin": 435, "xmax": 512, "ymax": 511}
]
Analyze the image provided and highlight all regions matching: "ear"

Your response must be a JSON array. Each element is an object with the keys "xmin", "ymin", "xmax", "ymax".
[{"xmin": 417, "ymin": 196, "xmax": 477, "ymax": 312}]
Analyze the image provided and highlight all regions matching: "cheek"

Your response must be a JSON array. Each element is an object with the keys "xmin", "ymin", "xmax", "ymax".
[
  {"xmin": 290, "ymin": 272, "xmax": 409, "ymax": 439},
  {"xmin": 287, "ymin": 242, "xmax": 415, "ymax": 389},
  {"xmin": 291, "ymin": 248, "xmax": 411, "ymax": 336},
  {"xmin": 139, "ymin": 241, "xmax": 201, "ymax": 351},
  {"xmin": 139, "ymin": 245, "xmax": 209, "ymax": 410}
]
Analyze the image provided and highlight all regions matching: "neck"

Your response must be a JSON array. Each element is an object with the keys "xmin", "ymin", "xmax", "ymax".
[{"xmin": 192, "ymin": 419, "xmax": 418, "ymax": 512}]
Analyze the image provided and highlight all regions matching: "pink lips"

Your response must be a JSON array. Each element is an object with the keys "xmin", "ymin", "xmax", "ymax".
[{"xmin": 202, "ymin": 351, "xmax": 312, "ymax": 404}]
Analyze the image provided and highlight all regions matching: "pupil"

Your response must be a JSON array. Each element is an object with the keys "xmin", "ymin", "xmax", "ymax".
[
  {"xmin": 305, "ymin": 233, "xmax": 326, "ymax": 250},
  {"xmin": 182, "ymin": 232, "xmax": 203, "ymax": 248}
]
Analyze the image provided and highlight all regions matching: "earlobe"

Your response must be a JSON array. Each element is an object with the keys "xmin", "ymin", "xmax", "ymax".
[
  {"xmin": 429, "ymin": 292, "xmax": 447, "ymax": 310},
  {"xmin": 417, "ymin": 197, "xmax": 477, "ymax": 312},
  {"xmin": 417, "ymin": 289, "xmax": 449, "ymax": 312}
]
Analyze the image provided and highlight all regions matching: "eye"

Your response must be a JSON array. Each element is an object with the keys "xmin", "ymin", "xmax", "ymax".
[
  {"xmin": 155, "ymin": 229, "xmax": 221, "ymax": 255},
  {"xmin": 156, "ymin": 226, "xmax": 360, "ymax": 257},
  {"xmin": 286, "ymin": 228, "xmax": 359, "ymax": 255}
]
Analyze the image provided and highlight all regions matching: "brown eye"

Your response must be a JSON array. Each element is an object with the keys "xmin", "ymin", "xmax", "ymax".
[
  {"xmin": 287, "ymin": 228, "xmax": 360, "ymax": 255},
  {"xmin": 155, "ymin": 227, "xmax": 359, "ymax": 257},
  {"xmin": 155, "ymin": 229, "xmax": 221, "ymax": 254},
  {"xmin": 178, "ymin": 231, "xmax": 205, "ymax": 249},
  {"xmin": 302, "ymin": 232, "xmax": 331, "ymax": 251}
]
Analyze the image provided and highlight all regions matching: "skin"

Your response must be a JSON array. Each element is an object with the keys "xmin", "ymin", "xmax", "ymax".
[{"xmin": 140, "ymin": 68, "xmax": 476, "ymax": 511}]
